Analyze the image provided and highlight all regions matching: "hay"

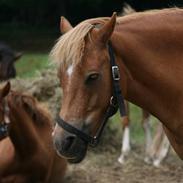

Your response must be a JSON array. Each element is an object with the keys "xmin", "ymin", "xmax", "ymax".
[{"xmin": 11, "ymin": 67, "xmax": 61, "ymax": 118}]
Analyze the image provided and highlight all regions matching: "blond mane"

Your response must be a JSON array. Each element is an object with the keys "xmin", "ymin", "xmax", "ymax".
[
  {"xmin": 50, "ymin": 22, "xmax": 94, "ymax": 69},
  {"xmin": 50, "ymin": 7, "xmax": 182, "ymax": 70}
]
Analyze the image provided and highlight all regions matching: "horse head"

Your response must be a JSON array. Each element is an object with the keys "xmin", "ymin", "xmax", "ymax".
[
  {"xmin": 51, "ymin": 13, "xmax": 120, "ymax": 163},
  {"xmin": 0, "ymin": 42, "xmax": 22, "ymax": 81}
]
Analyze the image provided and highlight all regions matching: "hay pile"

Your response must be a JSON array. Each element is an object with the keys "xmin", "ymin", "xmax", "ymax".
[{"xmin": 11, "ymin": 67, "xmax": 61, "ymax": 118}]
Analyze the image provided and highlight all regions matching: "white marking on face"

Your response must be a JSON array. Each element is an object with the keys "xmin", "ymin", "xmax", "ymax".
[
  {"xmin": 67, "ymin": 65, "xmax": 74, "ymax": 77},
  {"xmin": 85, "ymin": 113, "xmax": 95, "ymax": 125},
  {"xmin": 52, "ymin": 123, "xmax": 59, "ymax": 137}
]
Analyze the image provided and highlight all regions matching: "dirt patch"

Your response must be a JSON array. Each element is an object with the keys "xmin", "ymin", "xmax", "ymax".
[{"xmin": 64, "ymin": 146, "xmax": 183, "ymax": 183}]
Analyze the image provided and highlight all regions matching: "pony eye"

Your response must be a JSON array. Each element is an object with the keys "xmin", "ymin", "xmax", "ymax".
[{"xmin": 85, "ymin": 73, "xmax": 100, "ymax": 84}]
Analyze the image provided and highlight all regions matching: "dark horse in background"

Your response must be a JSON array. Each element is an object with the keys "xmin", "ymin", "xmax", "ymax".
[{"xmin": 0, "ymin": 42, "xmax": 22, "ymax": 81}]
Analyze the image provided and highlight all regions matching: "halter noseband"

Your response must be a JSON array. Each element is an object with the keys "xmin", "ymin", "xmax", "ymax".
[
  {"xmin": 56, "ymin": 41, "xmax": 126, "ymax": 147},
  {"xmin": 0, "ymin": 100, "xmax": 9, "ymax": 139}
]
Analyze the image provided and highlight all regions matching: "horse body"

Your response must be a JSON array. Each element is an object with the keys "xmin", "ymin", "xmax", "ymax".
[
  {"xmin": 0, "ymin": 83, "xmax": 67, "ymax": 183},
  {"xmin": 117, "ymin": 5, "xmax": 170, "ymax": 166},
  {"xmin": 51, "ymin": 8, "xmax": 183, "ymax": 162},
  {"xmin": 112, "ymin": 10, "xmax": 183, "ymax": 158}
]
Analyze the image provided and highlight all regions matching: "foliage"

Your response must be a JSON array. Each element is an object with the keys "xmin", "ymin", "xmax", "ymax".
[{"xmin": 15, "ymin": 53, "xmax": 50, "ymax": 78}]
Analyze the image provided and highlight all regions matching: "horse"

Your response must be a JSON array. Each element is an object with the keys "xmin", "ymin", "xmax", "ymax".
[
  {"xmin": 118, "ymin": 4, "xmax": 170, "ymax": 166},
  {"xmin": 0, "ymin": 82, "xmax": 67, "ymax": 183},
  {"xmin": 51, "ymin": 8, "xmax": 183, "ymax": 164},
  {"xmin": 0, "ymin": 42, "xmax": 22, "ymax": 81},
  {"xmin": 119, "ymin": 102, "xmax": 170, "ymax": 166}
]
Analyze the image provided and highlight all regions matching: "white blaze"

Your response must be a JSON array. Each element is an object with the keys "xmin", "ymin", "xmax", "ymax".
[{"xmin": 67, "ymin": 65, "xmax": 74, "ymax": 77}]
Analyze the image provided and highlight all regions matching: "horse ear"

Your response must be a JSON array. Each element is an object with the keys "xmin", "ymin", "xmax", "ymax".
[
  {"xmin": 94, "ymin": 12, "xmax": 117, "ymax": 45},
  {"xmin": 14, "ymin": 52, "xmax": 23, "ymax": 61},
  {"xmin": 0, "ymin": 82, "xmax": 10, "ymax": 99},
  {"xmin": 60, "ymin": 16, "xmax": 73, "ymax": 34}
]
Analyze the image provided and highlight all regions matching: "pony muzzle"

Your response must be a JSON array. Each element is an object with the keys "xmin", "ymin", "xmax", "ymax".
[{"xmin": 52, "ymin": 126, "xmax": 88, "ymax": 164}]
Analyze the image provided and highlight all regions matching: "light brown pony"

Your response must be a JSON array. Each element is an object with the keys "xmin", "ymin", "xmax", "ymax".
[
  {"xmin": 118, "ymin": 5, "xmax": 170, "ymax": 166},
  {"xmin": 0, "ymin": 83, "xmax": 67, "ymax": 183},
  {"xmin": 119, "ymin": 103, "xmax": 170, "ymax": 166},
  {"xmin": 51, "ymin": 8, "xmax": 183, "ymax": 163}
]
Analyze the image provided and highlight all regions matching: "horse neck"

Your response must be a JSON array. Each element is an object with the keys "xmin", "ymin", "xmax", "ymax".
[{"xmin": 111, "ymin": 15, "xmax": 183, "ymax": 130}]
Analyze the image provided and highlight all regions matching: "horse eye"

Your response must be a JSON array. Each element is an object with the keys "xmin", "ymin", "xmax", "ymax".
[{"xmin": 85, "ymin": 73, "xmax": 100, "ymax": 84}]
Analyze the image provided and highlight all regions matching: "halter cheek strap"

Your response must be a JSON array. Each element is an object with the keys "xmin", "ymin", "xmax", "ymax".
[
  {"xmin": 0, "ymin": 123, "xmax": 9, "ymax": 139},
  {"xmin": 56, "ymin": 41, "xmax": 126, "ymax": 147},
  {"xmin": 0, "ymin": 100, "xmax": 9, "ymax": 139}
]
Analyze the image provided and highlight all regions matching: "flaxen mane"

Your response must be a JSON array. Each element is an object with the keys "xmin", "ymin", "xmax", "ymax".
[
  {"xmin": 50, "ymin": 8, "xmax": 182, "ymax": 70},
  {"xmin": 50, "ymin": 22, "xmax": 94, "ymax": 68}
]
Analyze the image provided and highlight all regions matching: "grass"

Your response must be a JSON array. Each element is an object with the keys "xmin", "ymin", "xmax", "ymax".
[
  {"xmin": 110, "ymin": 103, "xmax": 159, "ymax": 145},
  {"xmin": 15, "ymin": 53, "xmax": 50, "ymax": 78}
]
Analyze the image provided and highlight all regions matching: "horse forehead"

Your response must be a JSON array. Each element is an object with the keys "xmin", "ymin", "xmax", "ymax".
[{"xmin": 67, "ymin": 64, "xmax": 74, "ymax": 77}]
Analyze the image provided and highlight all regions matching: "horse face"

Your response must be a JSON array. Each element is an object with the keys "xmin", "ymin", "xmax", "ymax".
[
  {"xmin": 0, "ymin": 43, "xmax": 22, "ymax": 81},
  {"xmin": 52, "ymin": 14, "xmax": 116, "ymax": 163}
]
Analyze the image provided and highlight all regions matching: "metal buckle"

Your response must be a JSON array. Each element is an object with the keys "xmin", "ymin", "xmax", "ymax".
[
  {"xmin": 112, "ymin": 66, "xmax": 120, "ymax": 81},
  {"xmin": 110, "ymin": 96, "xmax": 117, "ymax": 107}
]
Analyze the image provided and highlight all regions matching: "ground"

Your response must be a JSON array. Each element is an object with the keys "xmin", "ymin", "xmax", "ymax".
[{"xmin": 64, "ymin": 145, "xmax": 183, "ymax": 183}]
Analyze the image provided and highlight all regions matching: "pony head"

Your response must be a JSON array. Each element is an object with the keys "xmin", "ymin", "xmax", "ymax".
[{"xmin": 51, "ymin": 13, "xmax": 117, "ymax": 163}]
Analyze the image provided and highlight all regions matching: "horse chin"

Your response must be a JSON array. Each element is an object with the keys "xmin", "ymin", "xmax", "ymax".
[
  {"xmin": 67, "ymin": 153, "xmax": 86, "ymax": 164},
  {"xmin": 55, "ymin": 137, "xmax": 88, "ymax": 164}
]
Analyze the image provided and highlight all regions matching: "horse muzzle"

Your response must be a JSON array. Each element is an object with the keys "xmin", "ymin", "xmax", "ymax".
[{"xmin": 53, "ymin": 130, "xmax": 88, "ymax": 163}]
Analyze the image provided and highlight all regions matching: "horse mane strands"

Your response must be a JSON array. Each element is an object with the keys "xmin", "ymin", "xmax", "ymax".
[{"xmin": 50, "ymin": 22, "xmax": 94, "ymax": 69}]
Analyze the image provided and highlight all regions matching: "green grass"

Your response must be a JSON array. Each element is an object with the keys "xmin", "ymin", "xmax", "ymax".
[
  {"xmin": 15, "ymin": 53, "xmax": 50, "ymax": 78},
  {"xmin": 110, "ymin": 103, "xmax": 159, "ymax": 145}
]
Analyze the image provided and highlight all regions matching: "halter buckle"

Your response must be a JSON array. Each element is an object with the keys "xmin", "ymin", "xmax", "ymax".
[{"xmin": 112, "ymin": 66, "xmax": 120, "ymax": 81}]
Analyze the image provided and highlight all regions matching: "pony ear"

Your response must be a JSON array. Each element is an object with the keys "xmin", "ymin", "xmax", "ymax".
[
  {"xmin": 60, "ymin": 16, "xmax": 73, "ymax": 34},
  {"xmin": 0, "ymin": 82, "xmax": 10, "ymax": 99},
  {"xmin": 93, "ymin": 12, "xmax": 117, "ymax": 45},
  {"xmin": 14, "ymin": 52, "xmax": 23, "ymax": 61}
]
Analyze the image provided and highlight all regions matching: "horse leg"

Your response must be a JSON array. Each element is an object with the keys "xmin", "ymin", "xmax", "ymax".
[
  {"xmin": 148, "ymin": 123, "xmax": 170, "ymax": 167},
  {"xmin": 152, "ymin": 126, "xmax": 170, "ymax": 167},
  {"xmin": 142, "ymin": 110, "xmax": 152, "ymax": 163},
  {"xmin": 118, "ymin": 101, "xmax": 131, "ymax": 164}
]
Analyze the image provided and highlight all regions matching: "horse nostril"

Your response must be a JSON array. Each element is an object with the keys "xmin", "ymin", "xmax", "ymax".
[{"xmin": 63, "ymin": 136, "xmax": 76, "ymax": 151}]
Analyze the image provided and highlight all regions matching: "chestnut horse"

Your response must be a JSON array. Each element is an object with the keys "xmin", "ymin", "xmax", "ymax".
[
  {"xmin": 0, "ymin": 83, "xmax": 67, "ymax": 183},
  {"xmin": 51, "ymin": 8, "xmax": 183, "ymax": 163},
  {"xmin": 119, "ymin": 103, "xmax": 170, "ymax": 166},
  {"xmin": 118, "ymin": 4, "xmax": 170, "ymax": 166}
]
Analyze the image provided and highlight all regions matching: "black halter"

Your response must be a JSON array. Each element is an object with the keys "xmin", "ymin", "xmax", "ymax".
[
  {"xmin": 0, "ymin": 122, "xmax": 8, "ymax": 139},
  {"xmin": 56, "ymin": 41, "xmax": 126, "ymax": 147},
  {"xmin": 0, "ymin": 100, "xmax": 9, "ymax": 139}
]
